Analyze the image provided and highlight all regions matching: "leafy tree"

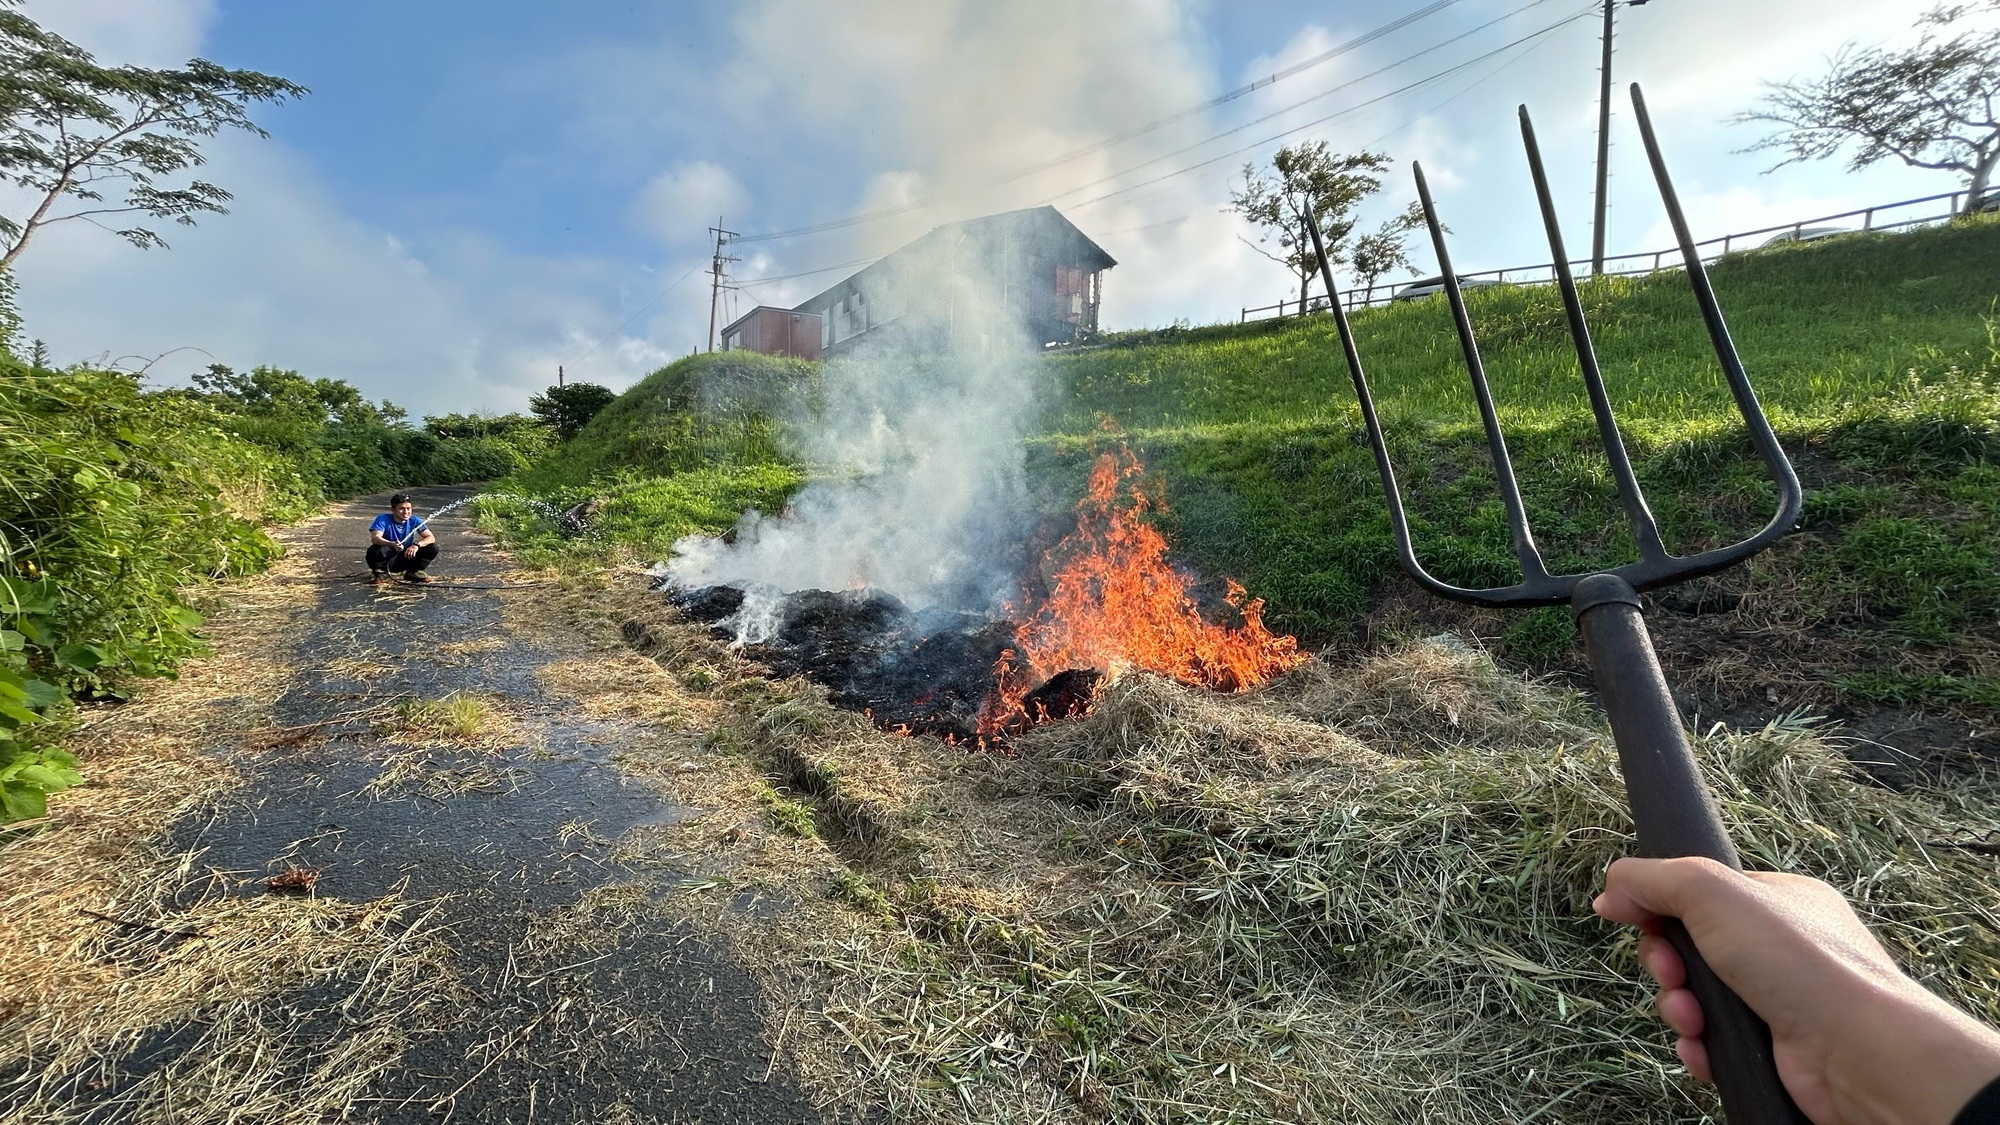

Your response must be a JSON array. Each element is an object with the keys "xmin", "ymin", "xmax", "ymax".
[
  {"xmin": 530, "ymin": 382, "xmax": 616, "ymax": 441},
  {"xmin": 424, "ymin": 412, "xmax": 545, "ymax": 442},
  {"xmin": 191, "ymin": 364, "xmax": 402, "ymax": 449},
  {"xmin": 1737, "ymin": 3, "xmax": 2000, "ymax": 213},
  {"xmin": 0, "ymin": 1, "xmax": 306, "ymax": 271},
  {"xmin": 1230, "ymin": 141, "xmax": 1424, "ymax": 309}
]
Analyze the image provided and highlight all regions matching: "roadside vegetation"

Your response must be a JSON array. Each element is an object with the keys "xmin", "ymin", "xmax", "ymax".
[
  {"xmin": 474, "ymin": 351, "xmax": 810, "ymax": 565},
  {"xmin": 0, "ymin": 351, "xmax": 554, "ymax": 823}
]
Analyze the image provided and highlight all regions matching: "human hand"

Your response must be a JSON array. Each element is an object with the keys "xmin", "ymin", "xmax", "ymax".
[
  {"xmin": 403, "ymin": 545, "xmax": 417, "ymax": 557},
  {"xmin": 1595, "ymin": 857, "xmax": 2000, "ymax": 1125}
]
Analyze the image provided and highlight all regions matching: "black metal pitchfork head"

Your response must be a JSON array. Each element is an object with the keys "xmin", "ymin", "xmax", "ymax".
[{"xmin": 1306, "ymin": 84, "xmax": 1809, "ymax": 1125}]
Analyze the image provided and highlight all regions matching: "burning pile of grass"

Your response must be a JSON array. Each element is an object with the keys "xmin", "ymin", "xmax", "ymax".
[{"xmin": 744, "ymin": 638, "xmax": 2000, "ymax": 1124}]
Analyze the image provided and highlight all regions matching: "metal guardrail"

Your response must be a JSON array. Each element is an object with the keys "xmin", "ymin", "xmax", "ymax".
[{"xmin": 1240, "ymin": 188, "xmax": 1984, "ymax": 321}]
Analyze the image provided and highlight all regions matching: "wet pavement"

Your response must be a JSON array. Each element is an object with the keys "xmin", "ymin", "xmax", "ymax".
[{"xmin": 122, "ymin": 488, "xmax": 823, "ymax": 1124}]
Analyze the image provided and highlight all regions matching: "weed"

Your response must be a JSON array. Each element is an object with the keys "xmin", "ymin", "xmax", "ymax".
[
  {"xmin": 1838, "ymin": 670, "xmax": 2000, "ymax": 713},
  {"xmin": 758, "ymin": 784, "xmax": 818, "ymax": 837},
  {"xmin": 384, "ymin": 693, "xmax": 494, "ymax": 740},
  {"xmin": 830, "ymin": 869, "xmax": 892, "ymax": 919},
  {"xmin": 1500, "ymin": 606, "xmax": 1578, "ymax": 661}
]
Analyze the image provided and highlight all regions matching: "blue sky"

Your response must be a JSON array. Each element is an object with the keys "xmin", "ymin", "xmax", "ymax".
[{"xmin": 12, "ymin": 0, "xmax": 1979, "ymax": 417}]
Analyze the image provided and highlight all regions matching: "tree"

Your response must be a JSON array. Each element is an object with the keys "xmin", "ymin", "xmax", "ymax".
[
  {"xmin": 0, "ymin": 2, "xmax": 306, "ymax": 271},
  {"xmin": 191, "ymin": 364, "xmax": 405, "ymax": 450},
  {"xmin": 529, "ymin": 383, "xmax": 616, "ymax": 441},
  {"xmin": 1736, "ymin": 2, "xmax": 2000, "ymax": 214},
  {"xmin": 1230, "ymin": 141, "xmax": 1425, "ymax": 309}
]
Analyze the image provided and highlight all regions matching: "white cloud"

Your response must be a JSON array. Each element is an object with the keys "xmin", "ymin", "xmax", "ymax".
[
  {"xmin": 22, "ymin": 0, "xmax": 215, "ymax": 65},
  {"xmin": 631, "ymin": 162, "xmax": 750, "ymax": 246},
  {"xmin": 10, "ymin": 135, "xmax": 679, "ymax": 415}
]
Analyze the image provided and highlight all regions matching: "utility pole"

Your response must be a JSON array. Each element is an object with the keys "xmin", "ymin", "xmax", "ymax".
[
  {"xmin": 706, "ymin": 220, "xmax": 740, "ymax": 353},
  {"xmin": 1593, "ymin": 0, "xmax": 1650, "ymax": 275},
  {"xmin": 557, "ymin": 364, "xmax": 564, "ymax": 388}
]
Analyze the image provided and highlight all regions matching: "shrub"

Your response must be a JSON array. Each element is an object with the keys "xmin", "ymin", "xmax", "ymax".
[{"xmin": 0, "ymin": 364, "xmax": 299, "ymax": 820}]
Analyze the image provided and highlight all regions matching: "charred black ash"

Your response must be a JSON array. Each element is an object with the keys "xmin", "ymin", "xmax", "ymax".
[{"xmin": 661, "ymin": 582, "xmax": 1041, "ymax": 742}]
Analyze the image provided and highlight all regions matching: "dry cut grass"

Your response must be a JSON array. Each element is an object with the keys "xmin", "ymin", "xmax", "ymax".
[
  {"xmin": 0, "ymin": 529, "xmax": 460, "ymax": 1125},
  {"xmin": 650, "ymin": 633, "xmax": 2000, "ymax": 1125}
]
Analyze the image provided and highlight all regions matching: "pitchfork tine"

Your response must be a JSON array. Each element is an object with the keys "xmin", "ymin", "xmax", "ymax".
[
  {"xmin": 1632, "ymin": 85, "xmax": 1804, "ymax": 549},
  {"xmin": 1412, "ymin": 162, "xmax": 1550, "ymax": 583},
  {"xmin": 1302, "ymin": 212, "xmax": 1434, "ymax": 590},
  {"xmin": 1516, "ymin": 106, "xmax": 1669, "ymax": 564}
]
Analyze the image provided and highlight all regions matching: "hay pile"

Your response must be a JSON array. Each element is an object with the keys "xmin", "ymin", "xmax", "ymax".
[{"xmin": 752, "ymin": 639, "xmax": 2000, "ymax": 1124}]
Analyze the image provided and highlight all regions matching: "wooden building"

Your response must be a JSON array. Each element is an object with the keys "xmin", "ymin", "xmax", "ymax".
[
  {"xmin": 792, "ymin": 206, "xmax": 1114, "ymax": 356},
  {"xmin": 719, "ymin": 306, "xmax": 823, "ymax": 360}
]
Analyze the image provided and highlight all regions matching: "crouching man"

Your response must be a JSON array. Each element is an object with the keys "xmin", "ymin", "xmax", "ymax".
[{"xmin": 366, "ymin": 492, "xmax": 439, "ymax": 585}]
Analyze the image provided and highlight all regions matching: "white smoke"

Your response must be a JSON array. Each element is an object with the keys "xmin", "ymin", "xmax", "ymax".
[{"xmin": 663, "ymin": 261, "xmax": 1044, "ymax": 627}]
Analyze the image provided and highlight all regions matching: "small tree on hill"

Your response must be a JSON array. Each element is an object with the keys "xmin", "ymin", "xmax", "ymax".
[
  {"xmin": 0, "ymin": 1, "xmax": 307, "ymax": 271},
  {"xmin": 1231, "ymin": 141, "xmax": 1424, "ymax": 309},
  {"xmin": 1736, "ymin": 2, "xmax": 2000, "ymax": 213},
  {"xmin": 530, "ymin": 382, "xmax": 615, "ymax": 441}
]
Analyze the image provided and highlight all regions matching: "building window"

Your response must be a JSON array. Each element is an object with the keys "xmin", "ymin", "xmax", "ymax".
[{"xmin": 1055, "ymin": 266, "xmax": 1088, "ymax": 323}]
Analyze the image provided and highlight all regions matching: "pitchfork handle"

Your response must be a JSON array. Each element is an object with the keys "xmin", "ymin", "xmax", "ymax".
[{"xmin": 1573, "ymin": 574, "xmax": 1809, "ymax": 1125}]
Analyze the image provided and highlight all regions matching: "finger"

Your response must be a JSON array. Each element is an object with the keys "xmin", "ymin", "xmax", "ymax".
[
  {"xmin": 1592, "ymin": 886, "xmax": 1661, "ymax": 927},
  {"xmin": 1637, "ymin": 934, "xmax": 1687, "ymax": 990},
  {"xmin": 1676, "ymin": 1035, "xmax": 1713, "ymax": 1083},
  {"xmin": 1658, "ymin": 986, "xmax": 1705, "ymax": 1040},
  {"xmin": 1600, "ymin": 856, "xmax": 1741, "ymax": 931}
]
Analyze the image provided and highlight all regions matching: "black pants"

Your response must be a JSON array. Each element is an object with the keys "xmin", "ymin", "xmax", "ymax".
[{"xmin": 367, "ymin": 543, "xmax": 439, "ymax": 575}]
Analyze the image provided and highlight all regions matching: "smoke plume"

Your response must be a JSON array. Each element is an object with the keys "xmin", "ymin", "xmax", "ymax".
[{"xmin": 663, "ymin": 256, "xmax": 1046, "ymax": 640}]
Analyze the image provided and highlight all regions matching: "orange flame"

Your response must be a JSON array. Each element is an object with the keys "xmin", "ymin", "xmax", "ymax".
[{"xmin": 979, "ymin": 447, "xmax": 1303, "ymax": 740}]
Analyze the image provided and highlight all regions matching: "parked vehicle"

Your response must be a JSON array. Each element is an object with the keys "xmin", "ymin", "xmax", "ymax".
[
  {"xmin": 1758, "ymin": 226, "xmax": 1851, "ymax": 247},
  {"xmin": 1975, "ymin": 188, "xmax": 1999, "ymax": 213},
  {"xmin": 1392, "ymin": 274, "xmax": 1502, "ymax": 302}
]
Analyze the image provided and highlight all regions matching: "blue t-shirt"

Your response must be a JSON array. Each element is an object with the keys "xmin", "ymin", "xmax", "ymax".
[{"xmin": 371, "ymin": 513, "xmax": 426, "ymax": 545}]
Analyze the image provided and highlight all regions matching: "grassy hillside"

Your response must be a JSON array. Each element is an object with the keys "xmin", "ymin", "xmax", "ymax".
[
  {"xmin": 491, "ymin": 218, "xmax": 1999, "ymax": 735},
  {"xmin": 480, "ymin": 352, "xmax": 812, "ymax": 563},
  {"xmin": 515, "ymin": 351, "xmax": 814, "ymax": 491},
  {"xmin": 1023, "ymin": 219, "xmax": 2000, "ymax": 728},
  {"xmin": 1056, "ymin": 219, "xmax": 1997, "ymax": 433}
]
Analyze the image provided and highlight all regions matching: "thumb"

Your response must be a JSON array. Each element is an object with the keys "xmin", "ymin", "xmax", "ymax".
[{"xmin": 1594, "ymin": 856, "xmax": 1745, "ymax": 932}]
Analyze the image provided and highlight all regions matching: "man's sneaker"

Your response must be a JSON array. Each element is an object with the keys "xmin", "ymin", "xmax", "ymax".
[
  {"xmin": 404, "ymin": 572, "xmax": 434, "ymax": 584},
  {"xmin": 369, "ymin": 570, "xmax": 388, "ymax": 586}
]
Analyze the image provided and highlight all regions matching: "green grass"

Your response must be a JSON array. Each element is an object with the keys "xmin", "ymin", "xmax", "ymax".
[
  {"xmin": 1052, "ymin": 220, "xmax": 2000, "ymax": 434},
  {"xmin": 474, "ymin": 462, "xmax": 805, "ymax": 567},
  {"xmin": 513, "ymin": 351, "xmax": 814, "ymax": 493},
  {"xmin": 489, "ymin": 218, "xmax": 2000, "ymax": 714},
  {"xmin": 1033, "ymin": 220, "xmax": 2000, "ymax": 660}
]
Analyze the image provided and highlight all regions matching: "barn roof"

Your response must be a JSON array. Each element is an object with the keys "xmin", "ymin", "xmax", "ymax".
[{"xmin": 793, "ymin": 206, "xmax": 1115, "ymax": 314}]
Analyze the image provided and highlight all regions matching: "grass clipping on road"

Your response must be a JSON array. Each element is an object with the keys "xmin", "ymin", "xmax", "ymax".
[{"xmin": 740, "ymin": 638, "xmax": 2000, "ymax": 1123}]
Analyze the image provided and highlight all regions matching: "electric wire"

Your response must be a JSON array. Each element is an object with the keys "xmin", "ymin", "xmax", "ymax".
[
  {"xmin": 728, "ymin": 0, "xmax": 1474, "ymax": 244},
  {"xmin": 580, "ymin": 3, "xmax": 1594, "ymax": 363},
  {"xmin": 564, "ymin": 261, "xmax": 704, "ymax": 370},
  {"xmin": 732, "ymin": 253, "xmax": 882, "ymax": 289},
  {"xmin": 731, "ymin": 3, "xmax": 1590, "ymax": 291},
  {"xmin": 1052, "ymin": 0, "xmax": 1567, "ymax": 207},
  {"xmin": 1061, "ymin": 5, "xmax": 1597, "ymax": 213}
]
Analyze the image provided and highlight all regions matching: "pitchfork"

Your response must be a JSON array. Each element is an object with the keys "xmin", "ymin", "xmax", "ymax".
[{"xmin": 1305, "ymin": 84, "xmax": 1807, "ymax": 1123}]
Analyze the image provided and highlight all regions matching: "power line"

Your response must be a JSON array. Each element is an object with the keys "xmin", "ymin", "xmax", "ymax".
[
  {"xmin": 1051, "ymin": 0, "xmax": 1579, "ymax": 210},
  {"xmin": 1364, "ymin": 13, "xmax": 1571, "ymax": 148},
  {"xmin": 732, "ymin": 253, "xmax": 883, "ymax": 289},
  {"xmin": 565, "ymin": 261, "xmax": 705, "ymax": 371},
  {"xmin": 1059, "ymin": 5, "xmax": 1598, "ymax": 213},
  {"xmin": 728, "ymin": 0, "xmax": 1473, "ymax": 245},
  {"xmin": 716, "ymin": 2, "xmax": 1587, "ymax": 292}
]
